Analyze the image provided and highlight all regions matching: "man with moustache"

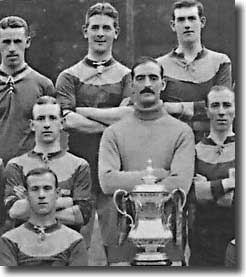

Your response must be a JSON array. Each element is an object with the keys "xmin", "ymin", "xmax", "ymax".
[
  {"xmin": 156, "ymin": 0, "xmax": 232, "ymax": 142},
  {"xmin": 4, "ymin": 96, "xmax": 92, "ymax": 233},
  {"xmin": 188, "ymin": 86, "xmax": 235, "ymax": 266},
  {"xmin": 98, "ymin": 56, "xmax": 195, "ymax": 265},
  {"xmin": 0, "ymin": 16, "xmax": 54, "ymax": 165},
  {"xmin": 56, "ymin": 2, "xmax": 131, "ymax": 256},
  {"xmin": 0, "ymin": 168, "xmax": 88, "ymax": 266}
]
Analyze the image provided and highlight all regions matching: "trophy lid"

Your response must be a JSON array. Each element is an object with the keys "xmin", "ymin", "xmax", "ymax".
[{"xmin": 132, "ymin": 159, "xmax": 169, "ymax": 193}]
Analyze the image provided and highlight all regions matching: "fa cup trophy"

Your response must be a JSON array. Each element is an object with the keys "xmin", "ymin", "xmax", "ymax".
[{"xmin": 113, "ymin": 159, "xmax": 186, "ymax": 266}]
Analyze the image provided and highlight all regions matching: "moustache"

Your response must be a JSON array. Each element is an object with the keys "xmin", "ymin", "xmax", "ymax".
[{"xmin": 140, "ymin": 87, "xmax": 155, "ymax": 95}]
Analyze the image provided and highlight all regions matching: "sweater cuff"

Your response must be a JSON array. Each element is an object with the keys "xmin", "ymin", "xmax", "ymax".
[{"xmin": 211, "ymin": 180, "xmax": 225, "ymax": 201}]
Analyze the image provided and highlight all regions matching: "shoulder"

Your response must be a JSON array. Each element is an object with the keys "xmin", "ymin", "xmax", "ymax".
[
  {"xmin": 205, "ymin": 48, "xmax": 231, "ymax": 64},
  {"xmin": 2, "ymin": 224, "xmax": 26, "ymax": 241},
  {"xmin": 56, "ymin": 61, "xmax": 84, "ymax": 83},
  {"xmin": 156, "ymin": 51, "xmax": 172, "ymax": 64},
  {"xmin": 113, "ymin": 60, "xmax": 130, "ymax": 75},
  {"xmin": 104, "ymin": 114, "xmax": 135, "ymax": 135},
  {"xmin": 164, "ymin": 113, "xmax": 193, "ymax": 133},
  {"xmin": 7, "ymin": 153, "xmax": 29, "ymax": 167},
  {"xmin": 27, "ymin": 66, "xmax": 53, "ymax": 85},
  {"xmin": 60, "ymin": 60, "xmax": 84, "ymax": 77},
  {"xmin": 62, "ymin": 152, "xmax": 90, "ymax": 169},
  {"xmin": 60, "ymin": 224, "xmax": 83, "ymax": 242}
]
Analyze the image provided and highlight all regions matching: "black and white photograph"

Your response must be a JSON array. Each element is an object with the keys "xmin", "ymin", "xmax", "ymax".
[{"xmin": 0, "ymin": 0, "xmax": 240, "ymax": 271}]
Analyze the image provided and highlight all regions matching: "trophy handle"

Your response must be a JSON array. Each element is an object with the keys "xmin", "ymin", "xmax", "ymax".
[
  {"xmin": 113, "ymin": 189, "xmax": 134, "ymax": 227},
  {"xmin": 171, "ymin": 188, "xmax": 186, "ymax": 210}
]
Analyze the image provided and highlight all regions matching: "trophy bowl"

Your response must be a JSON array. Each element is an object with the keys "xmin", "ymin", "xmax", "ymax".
[{"xmin": 114, "ymin": 182, "xmax": 186, "ymax": 266}]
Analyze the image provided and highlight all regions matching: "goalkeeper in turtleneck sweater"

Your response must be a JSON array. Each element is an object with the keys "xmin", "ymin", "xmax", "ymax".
[{"xmin": 98, "ymin": 56, "xmax": 195, "ymax": 265}]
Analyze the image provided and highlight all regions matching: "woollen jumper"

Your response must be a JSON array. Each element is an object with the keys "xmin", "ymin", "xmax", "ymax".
[
  {"xmin": 98, "ymin": 101, "xmax": 195, "ymax": 263},
  {"xmin": 99, "ymin": 101, "xmax": 195, "ymax": 195}
]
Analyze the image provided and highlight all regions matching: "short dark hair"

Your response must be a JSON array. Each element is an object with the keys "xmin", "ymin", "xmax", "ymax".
[
  {"xmin": 25, "ymin": 167, "xmax": 58, "ymax": 190},
  {"xmin": 31, "ymin": 96, "xmax": 63, "ymax": 119},
  {"xmin": 84, "ymin": 2, "xmax": 119, "ymax": 28},
  {"xmin": 205, "ymin": 85, "xmax": 235, "ymax": 107},
  {"xmin": 171, "ymin": 0, "xmax": 204, "ymax": 20},
  {"xmin": 0, "ymin": 16, "xmax": 29, "ymax": 36},
  {"xmin": 131, "ymin": 56, "xmax": 164, "ymax": 80}
]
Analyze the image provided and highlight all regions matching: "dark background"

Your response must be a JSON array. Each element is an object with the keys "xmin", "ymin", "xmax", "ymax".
[{"xmin": 0, "ymin": 0, "xmax": 235, "ymax": 84}]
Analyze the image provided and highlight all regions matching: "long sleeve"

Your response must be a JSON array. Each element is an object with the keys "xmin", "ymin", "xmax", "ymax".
[
  {"xmin": 0, "ymin": 237, "xmax": 18, "ymax": 266},
  {"xmin": 4, "ymin": 163, "xmax": 25, "ymax": 210},
  {"xmin": 99, "ymin": 127, "xmax": 145, "ymax": 194},
  {"xmin": 56, "ymin": 71, "xmax": 77, "ymax": 111},
  {"xmin": 44, "ymin": 78, "xmax": 56, "ymax": 97},
  {"xmin": 158, "ymin": 127, "xmax": 195, "ymax": 194},
  {"xmin": 194, "ymin": 178, "xmax": 234, "ymax": 207},
  {"xmin": 0, "ymin": 159, "xmax": 6, "ymax": 227},
  {"xmin": 68, "ymin": 238, "xmax": 88, "ymax": 266},
  {"xmin": 72, "ymin": 162, "xmax": 93, "ymax": 225},
  {"xmin": 193, "ymin": 59, "xmax": 232, "ymax": 119}
]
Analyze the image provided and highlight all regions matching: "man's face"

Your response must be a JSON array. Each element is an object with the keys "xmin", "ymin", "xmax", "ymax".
[
  {"xmin": 206, "ymin": 89, "xmax": 235, "ymax": 132},
  {"xmin": 27, "ymin": 173, "xmax": 58, "ymax": 216},
  {"xmin": 170, "ymin": 6, "xmax": 205, "ymax": 44},
  {"xmin": 132, "ymin": 61, "xmax": 164, "ymax": 108},
  {"xmin": 84, "ymin": 14, "xmax": 119, "ymax": 56},
  {"xmin": 31, "ymin": 104, "xmax": 63, "ymax": 144},
  {"xmin": 0, "ymin": 27, "xmax": 30, "ymax": 69}
]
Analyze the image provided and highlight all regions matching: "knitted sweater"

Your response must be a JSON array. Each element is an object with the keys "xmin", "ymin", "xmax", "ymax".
[
  {"xmin": 98, "ymin": 102, "xmax": 195, "ymax": 262},
  {"xmin": 99, "ymin": 102, "xmax": 195, "ymax": 195}
]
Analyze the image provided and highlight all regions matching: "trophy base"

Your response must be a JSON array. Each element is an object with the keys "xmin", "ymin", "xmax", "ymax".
[{"xmin": 131, "ymin": 253, "xmax": 172, "ymax": 266}]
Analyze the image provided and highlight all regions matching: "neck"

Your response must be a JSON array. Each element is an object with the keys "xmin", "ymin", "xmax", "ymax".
[
  {"xmin": 209, "ymin": 127, "xmax": 234, "ymax": 145},
  {"xmin": 0, "ymin": 62, "xmax": 26, "ymax": 75},
  {"xmin": 176, "ymin": 41, "xmax": 202, "ymax": 60},
  {"xmin": 87, "ymin": 50, "xmax": 112, "ymax": 62},
  {"xmin": 134, "ymin": 100, "xmax": 164, "ymax": 120},
  {"xmin": 29, "ymin": 212, "xmax": 57, "ymax": 227},
  {"xmin": 34, "ymin": 140, "xmax": 61, "ymax": 154}
]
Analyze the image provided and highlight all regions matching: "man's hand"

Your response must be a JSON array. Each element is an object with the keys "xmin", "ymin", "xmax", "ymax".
[
  {"xmin": 193, "ymin": 174, "xmax": 207, "ymax": 183},
  {"xmin": 13, "ymin": 186, "xmax": 26, "ymax": 199},
  {"xmin": 222, "ymin": 178, "xmax": 235, "ymax": 193},
  {"xmin": 152, "ymin": 168, "xmax": 169, "ymax": 183},
  {"xmin": 9, "ymin": 199, "xmax": 30, "ymax": 219}
]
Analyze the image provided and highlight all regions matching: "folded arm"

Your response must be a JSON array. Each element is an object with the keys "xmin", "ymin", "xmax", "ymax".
[
  {"xmin": 194, "ymin": 175, "xmax": 235, "ymax": 207},
  {"xmin": 64, "ymin": 110, "xmax": 107, "ymax": 134},
  {"xmin": 156, "ymin": 127, "xmax": 195, "ymax": 194},
  {"xmin": 99, "ymin": 128, "xmax": 169, "ymax": 194},
  {"xmin": 76, "ymin": 106, "xmax": 134, "ymax": 126}
]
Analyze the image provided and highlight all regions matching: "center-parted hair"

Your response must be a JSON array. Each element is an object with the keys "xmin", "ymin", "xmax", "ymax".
[
  {"xmin": 0, "ymin": 16, "xmax": 29, "ymax": 36},
  {"xmin": 31, "ymin": 96, "xmax": 63, "ymax": 119},
  {"xmin": 84, "ymin": 2, "xmax": 119, "ymax": 28},
  {"xmin": 131, "ymin": 56, "xmax": 164, "ymax": 80},
  {"xmin": 171, "ymin": 0, "xmax": 204, "ymax": 20},
  {"xmin": 25, "ymin": 167, "xmax": 59, "ymax": 189}
]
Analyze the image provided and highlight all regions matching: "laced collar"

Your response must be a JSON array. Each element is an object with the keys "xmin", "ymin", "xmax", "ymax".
[{"xmin": 25, "ymin": 221, "xmax": 61, "ymax": 241}]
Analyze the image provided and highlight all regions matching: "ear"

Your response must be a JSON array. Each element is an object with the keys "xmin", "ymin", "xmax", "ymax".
[
  {"xmin": 82, "ymin": 25, "xmax": 88, "ymax": 39},
  {"xmin": 161, "ymin": 79, "xmax": 166, "ymax": 91},
  {"xmin": 200, "ymin": 16, "xmax": 206, "ymax": 29},
  {"xmin": 205, "ymin": 106, "xmax": 210, "ymax": 119},
  {"xmin": 25, "ymin": 36, "xmax": 31, "ymax": 49},
  {"xmin": 130, "ymin": 82, "xmax": 136, "ymax": 103},
  {"xmin": 29, "ymin": 119, "xmax": 35, "ymax": 132},
  {"xmin": 170, "ymin": 20, "xmax": 176, "ymax": 32},
  {"xmin": 114, "ymin": 27, "xmax": 120, "ymax": 39},
  {"xmin": 56, "ymin": 187, "xmax": 61, "ymax": 198},
  {"xmin": 60, "ymin": 117, "xmax": 65, "ymax": 131}
]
